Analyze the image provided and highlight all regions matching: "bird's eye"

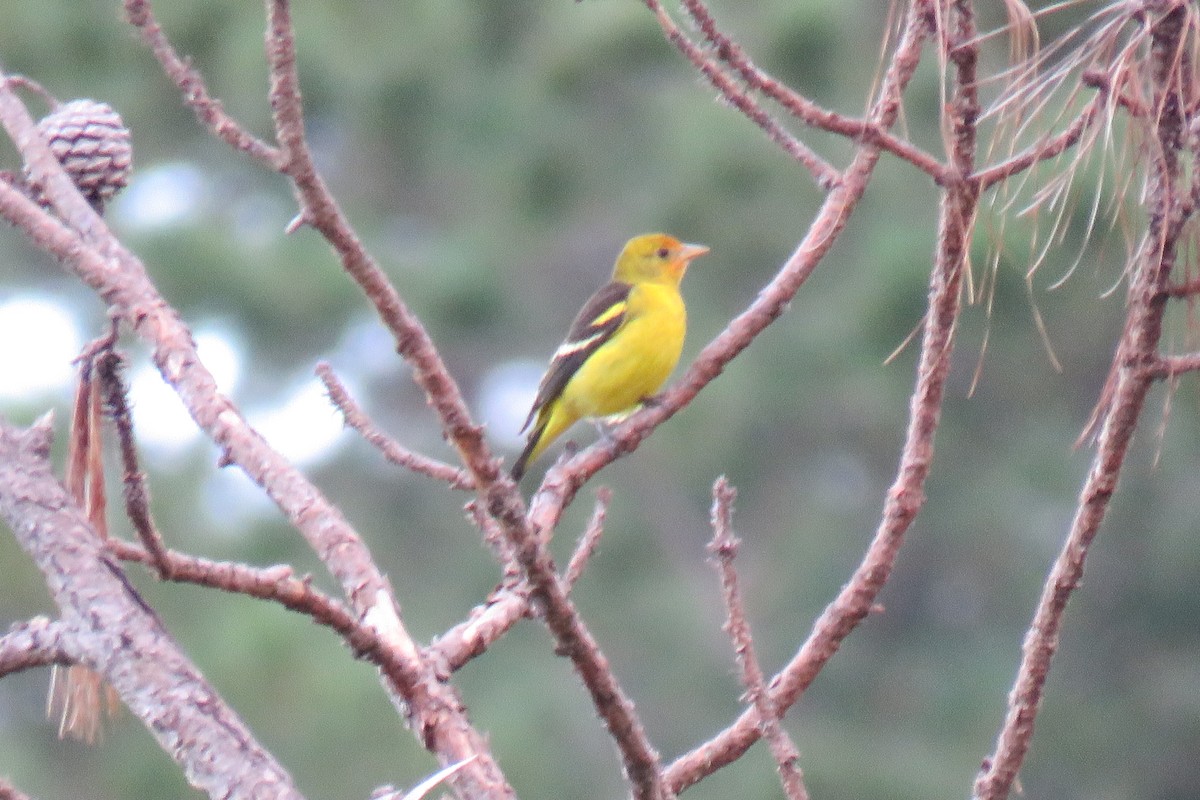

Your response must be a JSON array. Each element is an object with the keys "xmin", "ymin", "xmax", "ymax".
[{"xmin": 656, "ymin": 247, "xmax": 670, "ymax": 258}]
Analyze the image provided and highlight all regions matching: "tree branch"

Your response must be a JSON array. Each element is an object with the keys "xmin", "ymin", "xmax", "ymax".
[
  {"xmin": 428, "ymin": 584, "xmax": 532, "ymax": 677},
  {"xmin": 0, "ymin": 68, "xmax": 512, "ymax": 800},
  {"xmin": 94, "ymin": 347, "xmax": 172, "ymax": 574},
  {"xmin": 121, "ymin": 0, "xmax": 282, "ymax": 167},
  {"xmin": 262, "ymin": 0, "xmax": 502, "ymax": 492},
  {"xmin": 316, "ymin": 362, "xmax": 472, "ymax": 490},
  {"xmin": 1145, "ymin": 351, "xmax": 1200, "ymax": 377},
  {"xmin": 0, "ymin": 617, "xmax": 71, "ymax": 678},
  {"xmin": 708, "ymin": 479, "xmax": 808, "ymax": 800},
  {"xmin": 976, "ymin": 4, "xmax": 1193, "ymax": 796},
  {"xmin": 972, "ymin": 82, "xmax": 1108, "ymax": 191},
  {"xmin": 563, "ymin": 488, "xmax": 612, "ymax": 591},
  {"xmin": 664, "ymin": 1, "xmax": 973, "ymax": 788},
  {"xmin": 0, "ymin": 420, "xmax": 304, "ymax": 800},
  {"xmin": 495, "ymin": 496, "xmax": 672, "ymax": 800},
  {"xmin": 643, "ymin": 0, "xmax": 839, "ymax": 189},
  {"xmin": 0, "ymin": 777, "xmax": 37, "ymax": 800},
  {"xmin": 671, "ymin": 0, "xmax": 947, "ymax": 182}
]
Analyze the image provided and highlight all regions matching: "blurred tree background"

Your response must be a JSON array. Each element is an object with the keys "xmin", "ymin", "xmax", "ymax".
[{"xmin": 1, "ymin": 1, "xmax": 1198, "ymax": 799}]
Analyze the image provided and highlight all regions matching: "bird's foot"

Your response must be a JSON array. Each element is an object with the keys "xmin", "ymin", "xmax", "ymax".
[
  {"xmin": 587, "ymin": 418, "xmax": 621, "ymax": 445},
  {"xmin": 639, "ymin": 393, "xmax": 665, "ymax": 408}
]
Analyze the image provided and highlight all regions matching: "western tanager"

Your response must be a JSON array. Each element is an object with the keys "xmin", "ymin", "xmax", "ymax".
[{"xmin": 511, "ymin": 233, "xmax": 709, "ymax": 480}]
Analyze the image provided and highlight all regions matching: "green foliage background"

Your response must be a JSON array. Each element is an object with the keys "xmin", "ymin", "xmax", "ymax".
[{"xmin": 2, "ymin": 2, "xmax": 1199, "ymax": 799}]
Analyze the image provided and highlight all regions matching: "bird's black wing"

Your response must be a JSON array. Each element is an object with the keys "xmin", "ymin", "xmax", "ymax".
[{"xmin": 519, "ymin": 281, "xmax": 632, "ymax": 433}]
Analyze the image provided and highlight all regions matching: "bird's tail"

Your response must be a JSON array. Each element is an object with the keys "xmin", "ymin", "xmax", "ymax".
[
  {"xmin": 511, "ymin": 402, "xmax": 580, "ymax": 481},
  {"xmin": 512, "ymin": 403, "xmax": 576, "ymax": 480},
  {"xmin": 510, "ymin": 418, "xmax": 547, "ymax": 481}
]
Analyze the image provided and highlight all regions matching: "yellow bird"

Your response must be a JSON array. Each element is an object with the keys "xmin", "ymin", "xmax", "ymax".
[{"xmin": 511, "ymin": 233, "xmax": 709, "ymax": 480}]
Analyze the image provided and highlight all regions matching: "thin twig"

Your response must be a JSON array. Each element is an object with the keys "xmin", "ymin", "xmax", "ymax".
[
  {"xmin": 1145, "ymin": 351, "xmax": 1200, "ymax": 377},
  {"xmin": 976, "ymin": 5, "xmax": 1194, "ymax": 796},
  {"xmin": 122, "ymin": 0, "xmax": 282, "ymax": 167},
  {"xmin": 501, "ymin": 507, "xmax": 673, "ymax": 800},
  {"xmin": 973, "ymin": 83, "xmax": 1109, "ymax": 190},
  {"xmin": 95, "ymin": 348, "xmax": 172, "ymax": 575},
  {"xmin": 262, "ymin": 0, "xmax": 501, "ymax": 492},
  {"xmin": 563, "ymin": 488, "xmax": 612, "ymax": 591},
  {"xmin": 108, "ymin": 534, "xmax": 506, "ymax": 733},
  {"xmin": 72, "ymin": 319, "xmax": 120, "ymax": 369},
  {"xmin": 0, "ymin": 776, "xmax": 36, "ymax": 800},
  {"xmin": 464, "ymin": 499, "xmax": 520, "ymax": 571},
  {"xmin": 315, "ymin": 362, "xmax": 472, "ymax": 490},
  {"xmin": 663, "ymin": 0, "xmax": 948, "ymax": 183},
  {"xmin": 663, "ymin": 2, "xmax": 969, "ymax": 789},
  {"xmin": 644, "ymin": 0, "xmax": 839, "ymax": 189},
  {"xmin": 0, "ymin": 618, "xmax": 71, "ymax": 678},
  {"xmin": 428, "ymin": 582, "xmax": 532, "ymax": 676},
  {"xmin": 109, "ymin": 539, "xmax": 356, "ymax": 636},
  {"xmin": 0, "ymin": 70, "xmax": 509, "ymax": 799},
  {"xmin": 1165, "ymin": 274, "xmax": 1200, "ymax": 296},
  {"xmin": 105, "ymin": 537, "xmax": 434, "ymax": 692},
  {"xmin": 708, "ymin": 478, "xmax": 808, "ymax": 800}
]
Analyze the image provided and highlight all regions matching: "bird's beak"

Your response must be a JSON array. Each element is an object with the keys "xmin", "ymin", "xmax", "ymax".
[{"xmin": 678, "ymin": 243, "xmax": 710, "ymax": 263}]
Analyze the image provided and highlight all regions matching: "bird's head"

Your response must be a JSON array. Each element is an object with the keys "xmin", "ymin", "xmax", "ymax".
[{"xmin": 612, "ymin": 233, "xmax": 710, "ymax": 286}]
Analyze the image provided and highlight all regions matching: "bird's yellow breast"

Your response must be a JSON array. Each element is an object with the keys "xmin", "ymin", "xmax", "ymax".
[{"xmin": 560, "ymin": 282, "xmax": 686, "ymax": 419}]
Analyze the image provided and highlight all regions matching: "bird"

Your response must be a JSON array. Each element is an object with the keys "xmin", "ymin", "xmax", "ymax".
[{"xmin": 510, "ymin": 233, "xmax": 709, "ymax": 481}]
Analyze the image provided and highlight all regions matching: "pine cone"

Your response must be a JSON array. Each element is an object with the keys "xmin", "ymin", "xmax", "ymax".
[{"xmin": 26, "ymin": 99, "xmax": 132, "ymax": 213}]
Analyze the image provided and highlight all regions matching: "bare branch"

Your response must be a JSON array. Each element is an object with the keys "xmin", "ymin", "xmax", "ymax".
[
  {"xmin": 0, "ymin": 776, "xmax": 37, "ymax": 800},
  {"xmin": 500, "ymin": 497, "xmax": 672, "ymax": 800},
  {"xmin": 465, "ymin": 499, "xmax": 521, "ymax": 570},
  {"xmin": 0, "ymin": 420, "xmax": 304, "ymax": 800},
  {"xmin": 106, "ymin": 537, "xmax": 458, "ymax": 705},
  {"xmin": 563, "ymin": 487, "xmax": 612, "ymax": 591},
  {"xmin": 428, "ymin": 488, "xmax": 613, "ymax": 678},
  {"xmin": 665, "ymin": 1, "xmax": 973, "ymax": 789},
  {"xmin": 428, "ymin": 584, "xmax": 531, "ymax": 676},
  {"xmin": 0, "ymin": 71, "xmax": 512, "ymax": 800},
  {"xmin": 108, "ymin": 539, "xmax": 355, "ymax": 635},
  {"xmin": 1165, "ymin": 273, "xmax": 1200, "ymax": 296},
  {"xmin": 707, "ymin": 479, "xmax": 808, "ymax": 800},
  {"xmin": 973, "ymin": 82, "xmax": 1109, "ymax": 190},
  {"xmin": 95, "ymin": 348, "xmax": 172, "ymax": 574},
  {"xmin": 1145, "ymin": 351, "xmax": 1200, "ymax": 377},
  {"xmin": 643, "ymin": 0, "xmax": 840, "ymax": 189},
  {"xmin": 0, "ymin": 617, "xmax": 71, "ymax": 678},
  {"xmin": 671, "ymin": 0, "xmax": 948, "ymax": 182},
  {"xmin": 316, "ymin": 362, "xmax": 472, "ymax": 490},
  {"xmin": 261, "ymin": 0, "xmax": 502, "ymax": 492},
  {"xmin": 976, "ymin": 5, "xmax": 1195, "ymax": 795},
  {"xmin": 121, "ymin": 0, "xmax": 282, "ymax": 167}
]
